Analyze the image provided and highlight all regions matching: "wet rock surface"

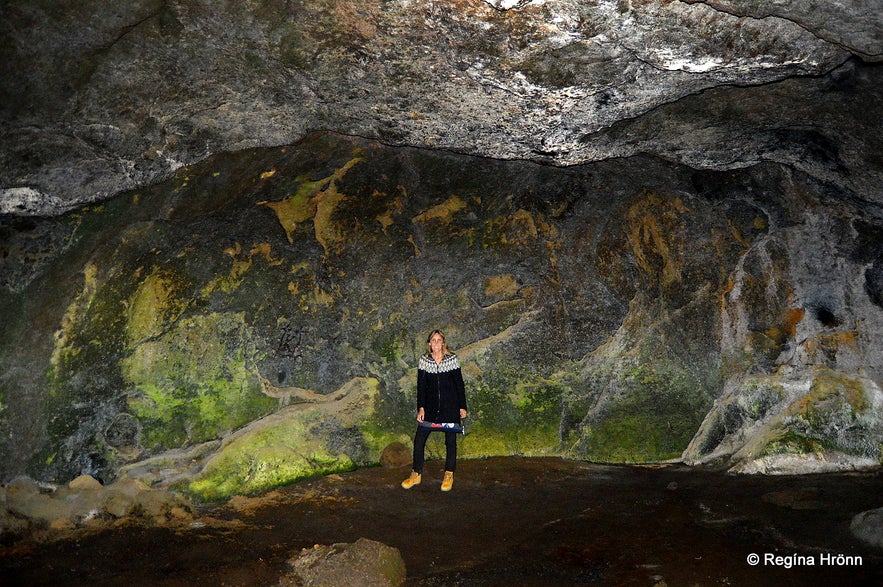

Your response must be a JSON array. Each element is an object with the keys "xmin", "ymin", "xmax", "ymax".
[{"xmin": 2, "ymin": 458, "xmax": 882, "ymax": 586}]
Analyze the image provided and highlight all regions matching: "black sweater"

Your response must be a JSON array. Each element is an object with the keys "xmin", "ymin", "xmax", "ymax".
[{"xmin": 417, "ymin": 353, "xmax": 468, "ymax": 424}]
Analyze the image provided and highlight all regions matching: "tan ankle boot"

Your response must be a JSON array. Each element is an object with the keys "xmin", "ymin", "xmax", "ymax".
[
  {"xmin": 401, "ymin": 471, "xmax": 421, "ymax": 489},
  {"xmin": 441, "ymin": 470, "xmax": 454, "ymax": 491}
]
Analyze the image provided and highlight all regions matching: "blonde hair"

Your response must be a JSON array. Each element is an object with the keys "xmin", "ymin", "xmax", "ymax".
[{"xmin": 425, "ymin": 329, "xmax": 450, "ymax": 356}]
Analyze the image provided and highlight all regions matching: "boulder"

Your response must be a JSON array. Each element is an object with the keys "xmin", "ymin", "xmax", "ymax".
[
  {"xmin": 4, "ymin": 476, "xmax": 44, "ymax": 517},
  {"xmin": 6, "ymin": 492, "xmax": 75, "ymax": 524},
  {"xmin": 5, "ymin": 476, "xmax": 40, "ymax": 499},
  {"xmin": 103, "ymin": 489, "xmax": 137, "ymax": 519},
  {"xmin": 280, "ymin": 538, "xmax": 406, "ymax": 587},
  {"xmin": 66, "ymin": 489, "xmax": 109, "ymax": 523},
  {"xmin": 68, "ymin": 475, "xmax": 103, "ymax": 491},
  {"xmin": 851, "ymin": 507, "xmax": 883, "ymax": 548},
  {"xmin": 379, "ymin": 443, "xmax": 411, "ymax": 469},
  {"xmin": 106, "ymin": 477, "xmax": 151, "ymax": 498},
  {"xmin": 0, "ymin": 472, "xmax": 197, "ymax": 540},
  {"xmin": 134, "ymin": 488, "xmax": 191, "ymax": 521}
]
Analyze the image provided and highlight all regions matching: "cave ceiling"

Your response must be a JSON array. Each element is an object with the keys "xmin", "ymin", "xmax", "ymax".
[{"xmin": 0, "ymin": 0, "xmax": 881, "ymax": 217}]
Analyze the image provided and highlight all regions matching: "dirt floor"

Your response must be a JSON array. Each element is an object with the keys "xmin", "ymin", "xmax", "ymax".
[{"xmin": 2, "ymin": 457, "xmax": 883, "ymax": 586}]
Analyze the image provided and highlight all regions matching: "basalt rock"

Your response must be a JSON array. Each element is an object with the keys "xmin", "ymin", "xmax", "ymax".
[
  {"xmin": 279, "ymin": 538, "xmax": 407, "ymax": 587},
  {"xmin": 1, "ymin": 1, "xmax": 880, "ymax": 216},
  {"xmin": 851, "ymin": 507, "xmax": 883, "ymax": 549},
  {"xmin": 1, "ymin": 131, "xmax": 880, "ymax": 496},
  {"xmin": 0, "ymin": 473, "xmax": 194, "ymax": 543},
  {"xmin": 379, "ymin": 442, "xmax": 412, "ymax": 469},
  {"xmin": 1, "ymin": 0, "xmax": 882, "ymax": 497}
]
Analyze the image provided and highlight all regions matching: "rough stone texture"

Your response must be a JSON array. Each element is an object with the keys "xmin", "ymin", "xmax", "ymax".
[
  {"xmin": 851, "ymin": 507, "xmax": 883, "ymax": 549},
  {"xmin": 683, "ymin": 195, "xmax": 883, "ymax": 471},
  {"xmin": 0, "ymin": 0, "xmax": 882, "ymax": 493},
  {"xmin": 1, "ymin": 130, "xmax": 880, "ymax": 491},
  {"xmin": 1, "ymin": 0, "xmax": 879, "ymax": 216},
  {"xmin": 0, "ymin": 474, "xmax": 194, "ymax": 541},
  {"xmin": 681, "ymin": 0, "xmax": 883, "ymax": 60},
  {"xmin": 183, "ymin": 377, "xmax": 381, "ymax": 500},
  {"xmin": 379, "ymin": 442, "xmax": 412, "ymax": 469},
  {"xmin": 280, "ymin": 538, "xmax": 407, "ymax": 587},
  {"xmin": 69, "ymin": 474, "xmax": 103, "ymax": 491}
]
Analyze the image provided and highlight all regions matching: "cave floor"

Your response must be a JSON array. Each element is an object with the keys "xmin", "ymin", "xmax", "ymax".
[{"xmin": 3, "ymin": 457, "xmax": 882, "ymax": 586}]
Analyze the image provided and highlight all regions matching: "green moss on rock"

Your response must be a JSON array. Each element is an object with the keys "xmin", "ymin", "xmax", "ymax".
[
  {"xmin": 188, "ymin": 378, "xmax": 380, "ymax": 500},
  {"xmin": 461, "ymin": 363, "xmax": 567, "ymax": 457},
  {"xmin": 188, "ymin": 419, "xmax": 358, "ymax": 501},
  {"xmin": 761, "ymin": 429, "xmax": 826, "ymax": 457},
  {"xmin": 574, "ymin": 360, "xmax": 712, "ymax": 463},
  {"xmin": 121, "ymin": 312, "xmax": 275, "ymax": 450},
  {"xmin": 125, "ymin": 268, "xmax": 190, "ymax": 344},
  {"xmin": 759, "ymin": 367, "xmax": 881, "ymax": 460}
]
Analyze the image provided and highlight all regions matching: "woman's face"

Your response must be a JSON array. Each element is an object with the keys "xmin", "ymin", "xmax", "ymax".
[{"xmin": 429, "ymin": 332, "xmax": 445, "ymax": 354}]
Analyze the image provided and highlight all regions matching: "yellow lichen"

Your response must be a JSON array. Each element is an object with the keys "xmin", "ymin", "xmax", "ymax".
[
  {"xmin": 51, "ymin": 263, "xmax": 100, "ymax": 371},
  {"xmin": 624, "ymin": 192, "xmax": 688, "ymax": 287},
  {"xmin": 801, "ymin": 329, "xmax": 859, "ymax": 365},
  {"xmin": 312, "ymin": 182, "xmax": 347, "ymax": 257},
  {"xmin": 482, "ymin": 209, "xmax": 542, "ymax": 248},
  {"xmin": 204, "ymin": 242, "xmax": 283, "ymax": 295},
  {"xmin": 312, "ymin": 285, "xmax": 335, "ymax": 307},
  {"xmin": 484, "ymin": 274, "xmax": 518, "ymax": 300},
  {"xmin": 259, "ymin": 187, "xmax": 318, "ymax": 244},
  {"xmin": 412, "ymin": 195, "xmax": 467, "ymax": 225},
  {"xmin": 126, "ymin": 269, "xmax": 188, "ymax": 346},
  {"xmin": 407, "ymin": 234, "xmax": 421, "ymax": 256},
  {"xmin": 787, "ymin": 366, "xmax": 868, "ymax": 416},
  {"xmin": 376, "ymin": 192, "xmax": 403, "ymax": 233},
  {"xmin": 258, "ymin": 157, "xmax": 362, "ymax": 248},
  {"xmin": 505, "ymin": 210, "xmax": 539, "ymax": 244}
]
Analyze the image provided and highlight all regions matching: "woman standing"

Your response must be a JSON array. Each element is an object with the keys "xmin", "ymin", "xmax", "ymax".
[{"xmin": 401, "ymin": 329, "xmax": 468, "ymax": 491}]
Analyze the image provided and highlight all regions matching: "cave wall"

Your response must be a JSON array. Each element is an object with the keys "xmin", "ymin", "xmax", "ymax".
[
  {"xmin": 1, "ymin": 0, "xmax": 882, "ymax": 498},
  {"xmin": 1, "ymin": 133, "xmax": 881, "ymax": 499}
]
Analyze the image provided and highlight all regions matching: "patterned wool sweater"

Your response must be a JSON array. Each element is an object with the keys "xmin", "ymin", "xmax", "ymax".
[{"xmin": 417, "ymin": 353, "xmax": 468, "ymax": 424}]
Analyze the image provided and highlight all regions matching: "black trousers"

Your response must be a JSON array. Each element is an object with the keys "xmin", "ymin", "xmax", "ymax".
[{"xmin": 412, "ymin": 426, "xmax": 458, "ymax": 473}]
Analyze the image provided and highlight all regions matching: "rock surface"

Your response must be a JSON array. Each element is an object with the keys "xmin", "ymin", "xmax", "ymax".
[
  {"xmin": 0, "ymin": 0, "xmax": 882, "ymax": 493},
  {"xmin": 279, "ymin": 538, "xmax": 406, "ymax": 587},
  {"xmin": 379, "ymin": 442, "xmax": 412, "ymax": 469},
  {"xmin": 0, "ymin": 474, "xmax": 194, "ymax": 543},
  {"xmin": 1, "ymin": 131, "xmax": 881, "ymax": 494},
  {"xmin": 1, "ymin": 0, "xmax": 880, "ymax": 215},
  {"xmin": 851, "ymin": 507, "xmax": 883, "ymax": 549}
]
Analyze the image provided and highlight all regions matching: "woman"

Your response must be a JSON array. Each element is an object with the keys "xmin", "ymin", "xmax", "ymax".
[{"xmin": 401, "ymin": 329, "xmax": 468, "ymax": 491}]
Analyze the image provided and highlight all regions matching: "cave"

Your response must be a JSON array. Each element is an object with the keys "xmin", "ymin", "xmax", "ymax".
[{"xmin": 1, "ymin": 1, "xmax": 882, "ymax": 585}]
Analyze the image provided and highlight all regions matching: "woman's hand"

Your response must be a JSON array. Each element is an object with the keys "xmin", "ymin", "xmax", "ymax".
[
  {"xmin": 417, "ymin": 407, "xmax": 425, "ymax": 423},
  {"xmin": 460, "ymin": 409, "xmax": 467, "ymax": 420}
]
